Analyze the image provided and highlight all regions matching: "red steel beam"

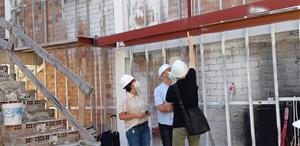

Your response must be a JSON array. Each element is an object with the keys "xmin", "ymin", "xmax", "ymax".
[
  {"xmin": 90, "ymin": 0, "xmax": 300, "ymax": 48},
  {"xmin": 125, "ymin": 9, "xmax": 300, "ymax": 46}
]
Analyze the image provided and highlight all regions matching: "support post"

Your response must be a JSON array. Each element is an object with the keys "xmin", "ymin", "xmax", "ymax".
[
  {"xmin": 221, "ymin": 32, "xmax": 232, "ymax": 146},
  {"xmin": 245, "ymin": 29, "xmax": 256, "ymax": 145},
  {"xmin": 200, "ymin": 36, "xmax": 209, "ymax": 146},
  {"xmin": 271, "ymin": 24, "xmax": 281, "ymax": 146}
]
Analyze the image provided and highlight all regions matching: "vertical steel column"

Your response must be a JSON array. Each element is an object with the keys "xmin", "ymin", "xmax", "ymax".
[
  {"xmin": 77, "ymin": 48, "xmax": 85, "ymax": 126},
  {"xmin": 61, "ymin": 0, "xmax": 65, "ymax": 39},
  {"xmin": 129, "ymin": 48, "xmax": 134, "ymax": 75},
  {"xmin": 52, "ymin": 0, "xmax": 56, "ymax": 41},
  {"xmin": 143, "ymin": 0, "xmax": 148, "ymax": 27},
  {"xmin": 200, "ymin": 36, "xmax": 209, "ymax": 146},
  {"xmin": 86, "ymin": 0, "xmax": 92, "ymax": 127},
  {"xmin": 93, "ymin": 48, "xmax": 99, "ymax": 132},
  {"xmin": 245, "ymin": 29, "xmax": 256, "ymax": 146},
  {"xmin": 145, "ymin": 45, "xmax": 152, "ymax": 145},
  {"xmin": 178, "ymin": 0, "xmax": 182, "ymax": 19},
  {"xmin": 34, "ymin": 54, "xmax": 38, "ymax": 100},
  {"xmin": 43, "ymin": 0, "xmax": 48, "ymax": 42},
  {"xmin": 197, "ymin": 0, "xmax": 201, "ymax": 15},
  {"xmin": 54, "ymin": 52, "xmax": 58, "ymax": 119},
  {"xmin": 159, "ymin": 0, "xmax": 164, "ymax": 23},
  {"xmin": 187, "ymin": 0, "xmax": 191, "ymax": 17},
  {"xmin": 86, "ymin": 0, "xmax": 90, "ymax": 36},
  {"xmin": 32, "ymin": 0, "xmax": 36, "ymax": 41},
  {"xmin": 162, "ymin": 43, "xmax": 166, "ymax": 64},
  {"xmin": 75, "ymin": 0, "xmax": 78, "ymax": 37},
  {"xmin": 221, "ymin": 32, "xmax": 232, "ymax": 146},
  {"xmin": 271, "ymin": 24, "xmax": 281, "ymax": 146},
  {"xmin": 99, "ymin": 49, "xmax": 103, "ymax": 132},
  {"xmin": 65, "ymin": 50, "xmax": 70, "ymax": 129},
  {"xmin": 43, "ymin": 60, "xmax": 47, "ymax": 108}
]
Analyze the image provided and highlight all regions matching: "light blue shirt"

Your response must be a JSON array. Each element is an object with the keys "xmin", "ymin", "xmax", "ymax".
[{"xmin": 154, "ymin": 83, "xmax": 173, "ymax": 126}]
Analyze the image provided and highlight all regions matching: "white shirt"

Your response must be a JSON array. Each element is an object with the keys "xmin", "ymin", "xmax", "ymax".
[
  {"xmin": 154, "ymin": 83, "xmax": 173, "ymax": 126},
  {"xmin": 121, "ymin": 93, "xmax": 148, "ymax": 131}
]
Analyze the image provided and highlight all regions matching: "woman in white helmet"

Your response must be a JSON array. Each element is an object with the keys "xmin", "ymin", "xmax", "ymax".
[
  {"xmin": 165, "ymin": 32, "xmax": 201, "ymax": 146},
  {"xmin": 119, "ymin": 74, "xmax": 150, "ymax": 146}
]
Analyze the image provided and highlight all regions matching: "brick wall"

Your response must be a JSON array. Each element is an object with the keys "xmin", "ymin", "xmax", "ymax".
[{"xmin": 16, "ymin": 0, "xmax": 116, "ymax": 134}]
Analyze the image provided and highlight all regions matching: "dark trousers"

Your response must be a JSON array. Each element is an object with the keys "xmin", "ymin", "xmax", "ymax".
[{"xmin": 159, "ymin": 123, "xmax": 173, "ymax": 146}]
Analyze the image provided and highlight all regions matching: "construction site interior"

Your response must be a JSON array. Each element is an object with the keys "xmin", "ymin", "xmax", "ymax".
[{"xmin": 0, "ymin": 0, "xmax": 300, "ymax": 145}]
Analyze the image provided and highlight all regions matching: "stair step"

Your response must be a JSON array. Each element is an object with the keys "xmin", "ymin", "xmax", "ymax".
[
  {"xmin": 0, "ymin": 119, "xmax": 67, "ymax": 136},
  {"xmin": 0, "ymin": 100, "xmax": 46, "ymax": 112},
  {"xmin": 1, "ymin": 130, "xmax": 80, "ymax": 145}
]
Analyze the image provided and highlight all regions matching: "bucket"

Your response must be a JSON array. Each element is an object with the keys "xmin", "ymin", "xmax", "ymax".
[{"xmin": 2, "ymin": 103, "xmax": 23, "ymax": 125}]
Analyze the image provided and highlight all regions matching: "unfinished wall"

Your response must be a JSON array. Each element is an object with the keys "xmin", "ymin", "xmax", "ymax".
[{"xmin": 10, "ymin": 0, "xmax": 116, "ymax": 135}]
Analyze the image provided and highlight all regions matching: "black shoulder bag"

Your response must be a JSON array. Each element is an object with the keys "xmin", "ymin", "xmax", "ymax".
[{"xmin": 173, "ymin": 84, "xmax": 210, "ymax": 135}]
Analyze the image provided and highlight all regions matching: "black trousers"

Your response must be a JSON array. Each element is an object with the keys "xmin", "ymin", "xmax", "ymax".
[{"xmin": 159, "ymin": 123, "xmax": 173, "ymax": 146}]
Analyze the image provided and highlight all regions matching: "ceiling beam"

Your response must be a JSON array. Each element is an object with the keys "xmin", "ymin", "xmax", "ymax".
[{"xmin": 86, "ymin": 0, "xmax": 300, "ymax": 48}]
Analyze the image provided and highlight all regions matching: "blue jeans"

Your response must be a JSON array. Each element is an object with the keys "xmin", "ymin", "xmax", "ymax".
[{"xmin": 126, "ymin": 122, "xmax": 150, "ymax": 146}]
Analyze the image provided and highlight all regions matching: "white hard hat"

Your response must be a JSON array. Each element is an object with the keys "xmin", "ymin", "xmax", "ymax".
[
  {"xmin": 158, "ymin": 64, "xmax": 171, "ymax": 77},
  {"xmin": 120, "ymin": 74, "xmax": 134, "ymax": 88},
  {"xmin": 170, "ymin": 60, "xmax": 188, "ymax": 78},
  {"xmin": 293, "ymin": 120, "xmax": 300, "ymax": 129}
]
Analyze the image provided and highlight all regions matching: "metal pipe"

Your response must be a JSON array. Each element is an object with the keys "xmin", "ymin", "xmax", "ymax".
[
  {"xmin": 271, "ymin": 24, "xmax": 281, "ymax": 146},
  {"xmin": 245, "ymin": 28, "xmax": 256, "ymax": 146},
  {"xmin": 200, "ymin": 36, "xmax": 209, "ymax": 146},
  {"xmin": 221, "ymin": 32, "xmax": 232, "ymax": 146}
]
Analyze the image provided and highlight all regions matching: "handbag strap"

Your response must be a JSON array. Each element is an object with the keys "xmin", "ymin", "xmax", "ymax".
[{"xmin": 173, "ymin": 84, "xmax": 185, "ymax": 110}]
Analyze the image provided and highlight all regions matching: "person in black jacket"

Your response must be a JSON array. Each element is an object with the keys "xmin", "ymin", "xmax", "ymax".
[{"xmin": 164, "ymin": 32, "xmax": 200, "ymax": 146}]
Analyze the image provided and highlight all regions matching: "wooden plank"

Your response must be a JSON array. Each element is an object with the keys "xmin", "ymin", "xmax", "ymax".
[
  {"xmin": 5, "ymin": 50, "xmax": 95, "ymax": 142},
  {"xmin": 0, "ymin": 18, "xmax": 94, "ymax": 96}
]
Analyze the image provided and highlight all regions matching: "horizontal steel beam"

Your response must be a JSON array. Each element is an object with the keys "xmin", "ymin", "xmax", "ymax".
[{"xmin": 87, "ymin": 0, "xmax": 300, "ymax": 48}]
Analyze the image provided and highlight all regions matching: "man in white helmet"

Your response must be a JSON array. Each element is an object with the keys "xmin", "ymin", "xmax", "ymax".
[
  {"xmin": 165, "ymin": 32, "xmax": 200, "ymax": 146},
  {"xmin": 154, "ymin": 64, "xmax": 173, "ymax": 146}
]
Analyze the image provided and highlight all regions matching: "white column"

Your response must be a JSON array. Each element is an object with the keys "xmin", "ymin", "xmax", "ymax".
[
  {"xmin": 114, "ymin": 1, "xmax": 128, "ymax": 145},
  {"xmin": 115, "ymin": 49, "xmax": 128, "ymax": 146}
]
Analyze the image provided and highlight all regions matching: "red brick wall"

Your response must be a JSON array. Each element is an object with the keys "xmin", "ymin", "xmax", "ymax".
[{"xmin": 26, "ymin": 47, "xmax": 115, "ymax": 132}]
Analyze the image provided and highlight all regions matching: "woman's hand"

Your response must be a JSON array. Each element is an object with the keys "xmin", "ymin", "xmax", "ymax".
[{"xmin": 135, "ymin": 113, "xmax": 147, "ymax": 119}]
